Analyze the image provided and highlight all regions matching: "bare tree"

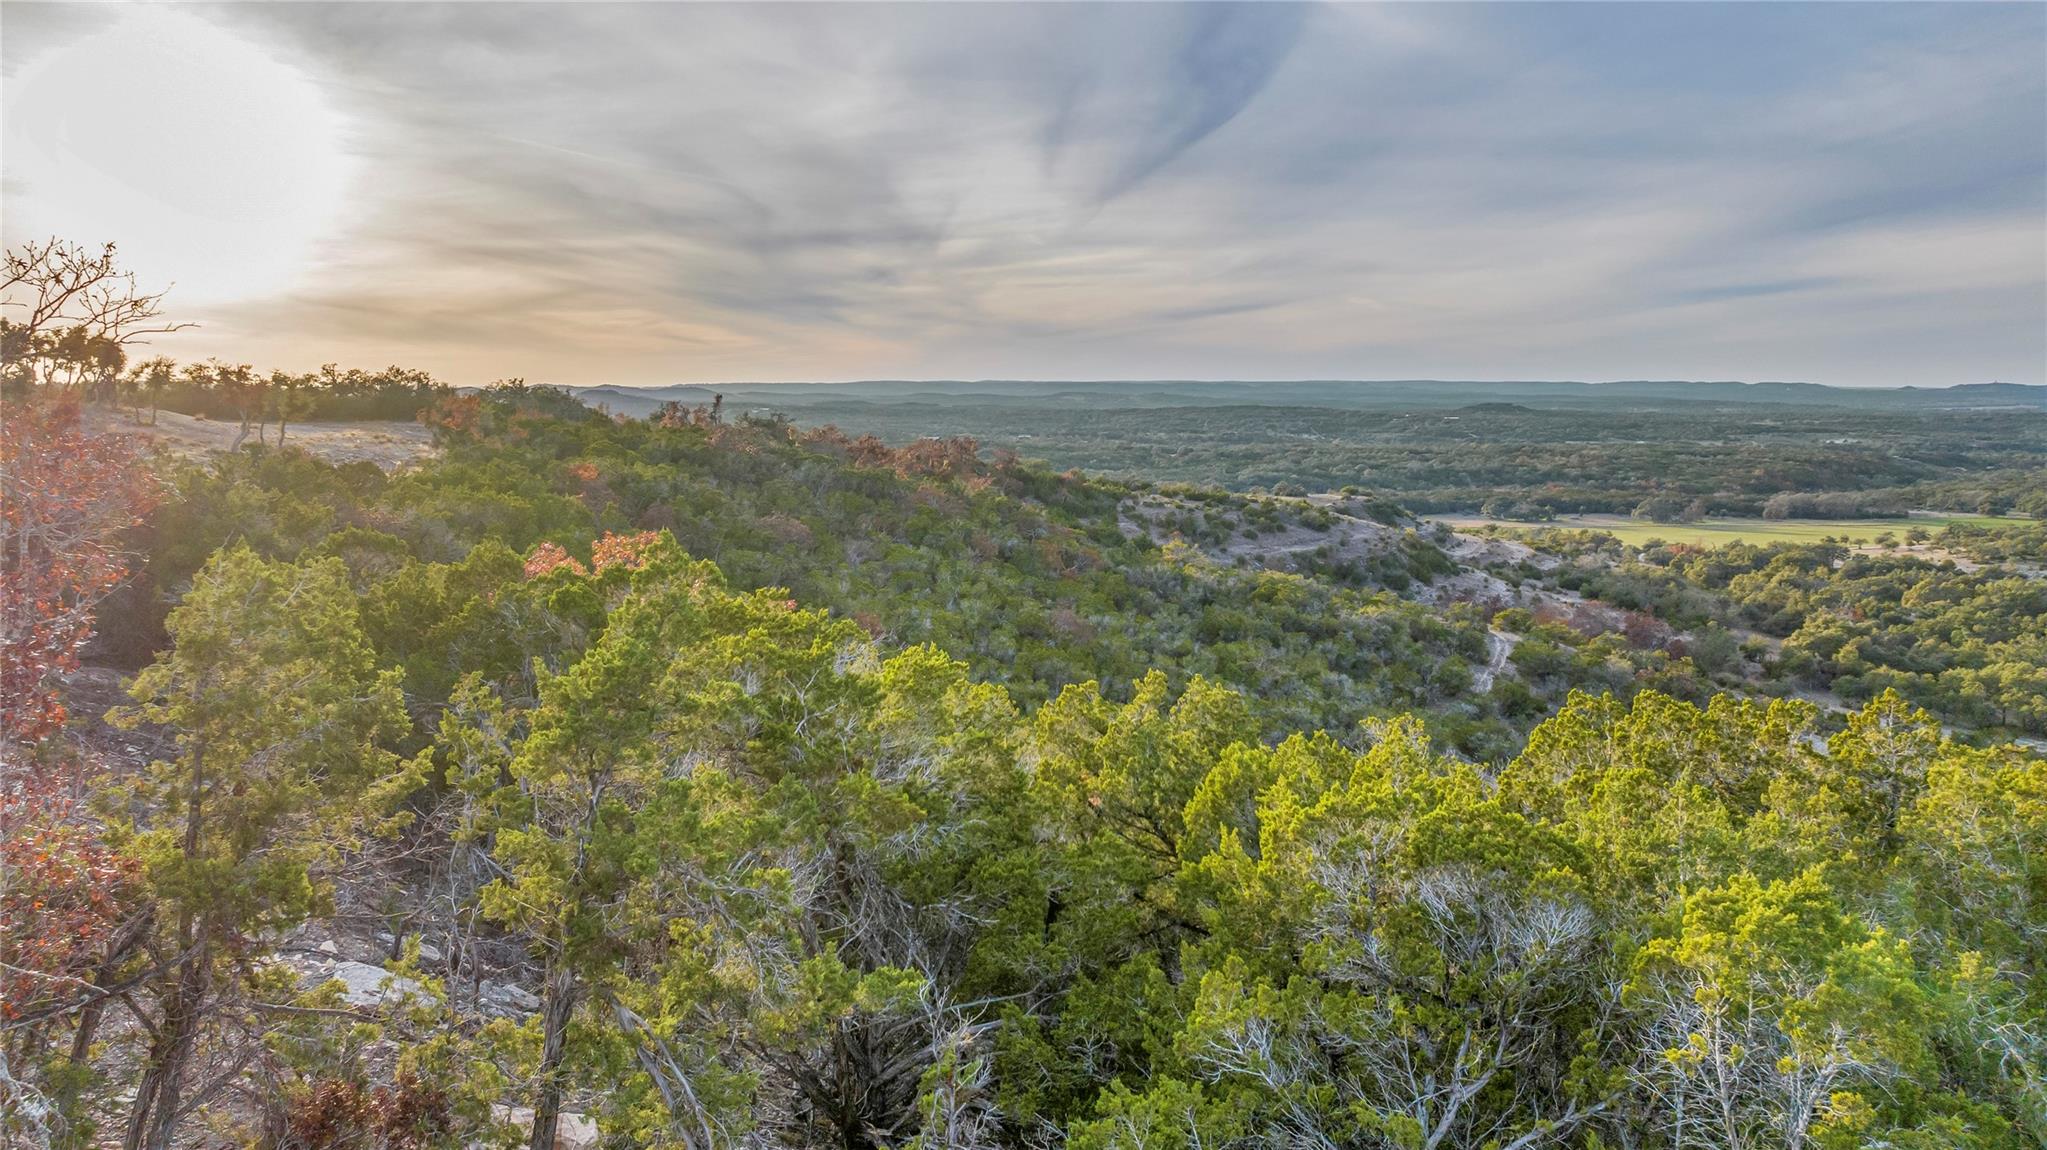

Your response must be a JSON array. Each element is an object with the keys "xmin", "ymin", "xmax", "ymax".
[{"xmin": 0, "ymin": 240, "xmax": 191, "ymax": 393}]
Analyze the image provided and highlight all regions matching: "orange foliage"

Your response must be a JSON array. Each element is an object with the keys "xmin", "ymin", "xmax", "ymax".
[
  {"xmin": 0, "ymin": 779, "xmax": 142, "ymax": 1021},
  {"xmin": 523, "ymin": 531, "xmax": 665, "ymax": 580},
  {"xmin": 0, "ymin": 397, "xmax": 158, "ymax": 741},
  {"xmin": 591, "ymin": 530, "xmax": 662, "ymax": 573},
  {"xmin": 523, "ymin": 541, "xmax": 587, "ymax": 579},
  {"xmin": 419, "ymin": 392, "xmax": 482, "ymax": 440}
]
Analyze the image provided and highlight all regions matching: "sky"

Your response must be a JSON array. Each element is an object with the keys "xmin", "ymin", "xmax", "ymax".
[{"xmin": 3, "ymin": 2, "xmax": 2043, "ymax": 389}]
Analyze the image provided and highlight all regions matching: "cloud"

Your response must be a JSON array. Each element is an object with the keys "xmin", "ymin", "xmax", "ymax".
[
  {"xmin": 3, "ymin": 1, "xmax": 2041, "ymax": 387},
  {"xmin": 1085, "ymin": 4, "xmax": 1306, "ymax": 203},
  {"xmin": 1668, "ymin": 279, "xmax": 1843, "ymax": 307}
]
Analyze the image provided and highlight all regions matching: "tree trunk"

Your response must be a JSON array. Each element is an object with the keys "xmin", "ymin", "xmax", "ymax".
[
  {"xmin": 528, "ymin": 962, "xmax": 578, "ymax": 1150},
  {"xmin": 69, "ymin": 905, "xmax": 155, "ymax": 1066},
  {"xmin": 145, "ymin": 950, "xmax": 207, "ymax": 1150},
  {"xmin": 68, "ymin": 996, "xmax": 107, "ymax": 1068},
  {"xmin": 126, "ymin": 743, "xmax": 208, "ymax": 1150},
  {"xmin": 123, "ymin": 934, "xmax": 207, "ymax": 1150}
]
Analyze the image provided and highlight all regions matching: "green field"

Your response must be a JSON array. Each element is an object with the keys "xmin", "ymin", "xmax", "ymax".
[{"xmin": 1431, "ymin": 512, "xmax": 2019, "ymax": 548}]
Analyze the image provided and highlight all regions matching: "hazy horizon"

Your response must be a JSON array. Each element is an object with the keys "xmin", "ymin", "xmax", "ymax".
[
  {"xmin": 5, "ymin": 1, "xmax": 2044, "ymax": 389},
  {"xmin": 567, "ymin": 377, "xmax": 2040, "ymax": 392}
]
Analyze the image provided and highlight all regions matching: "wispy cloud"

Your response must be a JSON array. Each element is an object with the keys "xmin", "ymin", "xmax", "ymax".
[
  {"xmin": 1085, "ymin": 4, "xmax": 1306, "ymax": 203},
  {"xmin": 3, "ymin": 1, "xmax": 2041, "ymax": 387},
  {"xmin": 1668, "ymin": 279, "xmax": 1843, "ymax": 307}
]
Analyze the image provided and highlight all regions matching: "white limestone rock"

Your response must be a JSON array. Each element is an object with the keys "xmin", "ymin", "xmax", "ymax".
[{"xmin": 326, "ymin": 960, "xmax": 424, "ymax": 1007}]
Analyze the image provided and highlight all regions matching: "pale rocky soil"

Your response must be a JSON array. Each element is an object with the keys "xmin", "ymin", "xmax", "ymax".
[
  {"xmin": 1118, "ymin": 491, "xmax": 1404, "ymax": 568},
  {"xmin": 1471, "ymin": 630, "xmax": 1517, "ymax": 693},
  {"xmin": 1851, "ymin": 541, "xmax": 2045, "ymax": 580},
  {"xmin": 1121, "ymin": 492, "xmax": 1577, "ymax": 690},
  {"xmin": 84, "ymin": 408, "xmax": 436, "ymax": 470}
]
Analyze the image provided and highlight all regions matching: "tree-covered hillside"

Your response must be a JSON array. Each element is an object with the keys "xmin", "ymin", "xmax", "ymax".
[
  {"xmin": 98, "ymin": 388, "xmax": 1723, "ymax": 761},
  {"xmin": 1460, "ymin": 529, "xmax": 2047, "ymax": 741},
  {"xmin": 583, "ymin": 386, "xmax": 2047, "ymax": 519},
  {"xmin": 2, "ymin": 367, "xmax": 2042, "ymax": 1150}
]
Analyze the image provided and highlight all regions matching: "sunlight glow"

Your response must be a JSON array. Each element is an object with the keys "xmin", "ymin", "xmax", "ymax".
[{"xmin": 2, "ymin": 8, "xmax": 356, "ymax": 305}]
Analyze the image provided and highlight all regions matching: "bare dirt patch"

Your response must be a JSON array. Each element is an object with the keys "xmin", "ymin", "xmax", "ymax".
[{"xmin": 85, "ymin": 408, "xmax": 437, "ymax": 470}]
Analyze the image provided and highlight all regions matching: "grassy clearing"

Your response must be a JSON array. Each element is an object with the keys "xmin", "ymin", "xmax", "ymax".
[{"xmin": 1431, "ymin": 512, "xmax": 2018, "ymax": 548}]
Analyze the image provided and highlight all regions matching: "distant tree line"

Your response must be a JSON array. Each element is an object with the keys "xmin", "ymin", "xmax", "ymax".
[
  {"xmin": 762, "ymin": 392, "xmax": 2047, "ymax": 520},
  {"xmin": 2, "ymin": 238, "xmax": 454, "ymax": 444},
  {"xmin": 123, "ymin": 359, "xmax": 452, "ymax": 441}
]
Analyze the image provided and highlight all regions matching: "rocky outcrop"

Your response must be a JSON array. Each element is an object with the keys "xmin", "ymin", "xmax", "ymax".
[
  {"xmin": 325, "ymin": 960, "xmax": 425, "ymax": 1007},
  {"xmin": 480, "ymin": 979, "xmax": 542, "ymax": 1017}
]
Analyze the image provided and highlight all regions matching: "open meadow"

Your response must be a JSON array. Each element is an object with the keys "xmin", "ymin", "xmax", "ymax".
[{"xmin": 1431, "ymin": 511, "xmax": 2021, "ymax": 547}]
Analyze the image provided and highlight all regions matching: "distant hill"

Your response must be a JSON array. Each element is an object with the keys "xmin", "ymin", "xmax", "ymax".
[
  {"xmin": 574, "ymin": 384, "xmax": 720, "ymax": 417},
  {"xmin": 562, "ymin": 379, "xmax": 2047, "ymax": 414}
]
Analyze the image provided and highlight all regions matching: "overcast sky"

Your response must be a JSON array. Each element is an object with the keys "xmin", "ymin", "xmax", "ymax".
[{"xmin": 4, "ymin": 2, "xmax": 2043, "ymax": 388}]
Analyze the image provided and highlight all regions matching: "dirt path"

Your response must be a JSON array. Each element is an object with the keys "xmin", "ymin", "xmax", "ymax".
[{"xmin": 1472, "ymin": 629, "xmax": 1517, "ymax": 692}]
